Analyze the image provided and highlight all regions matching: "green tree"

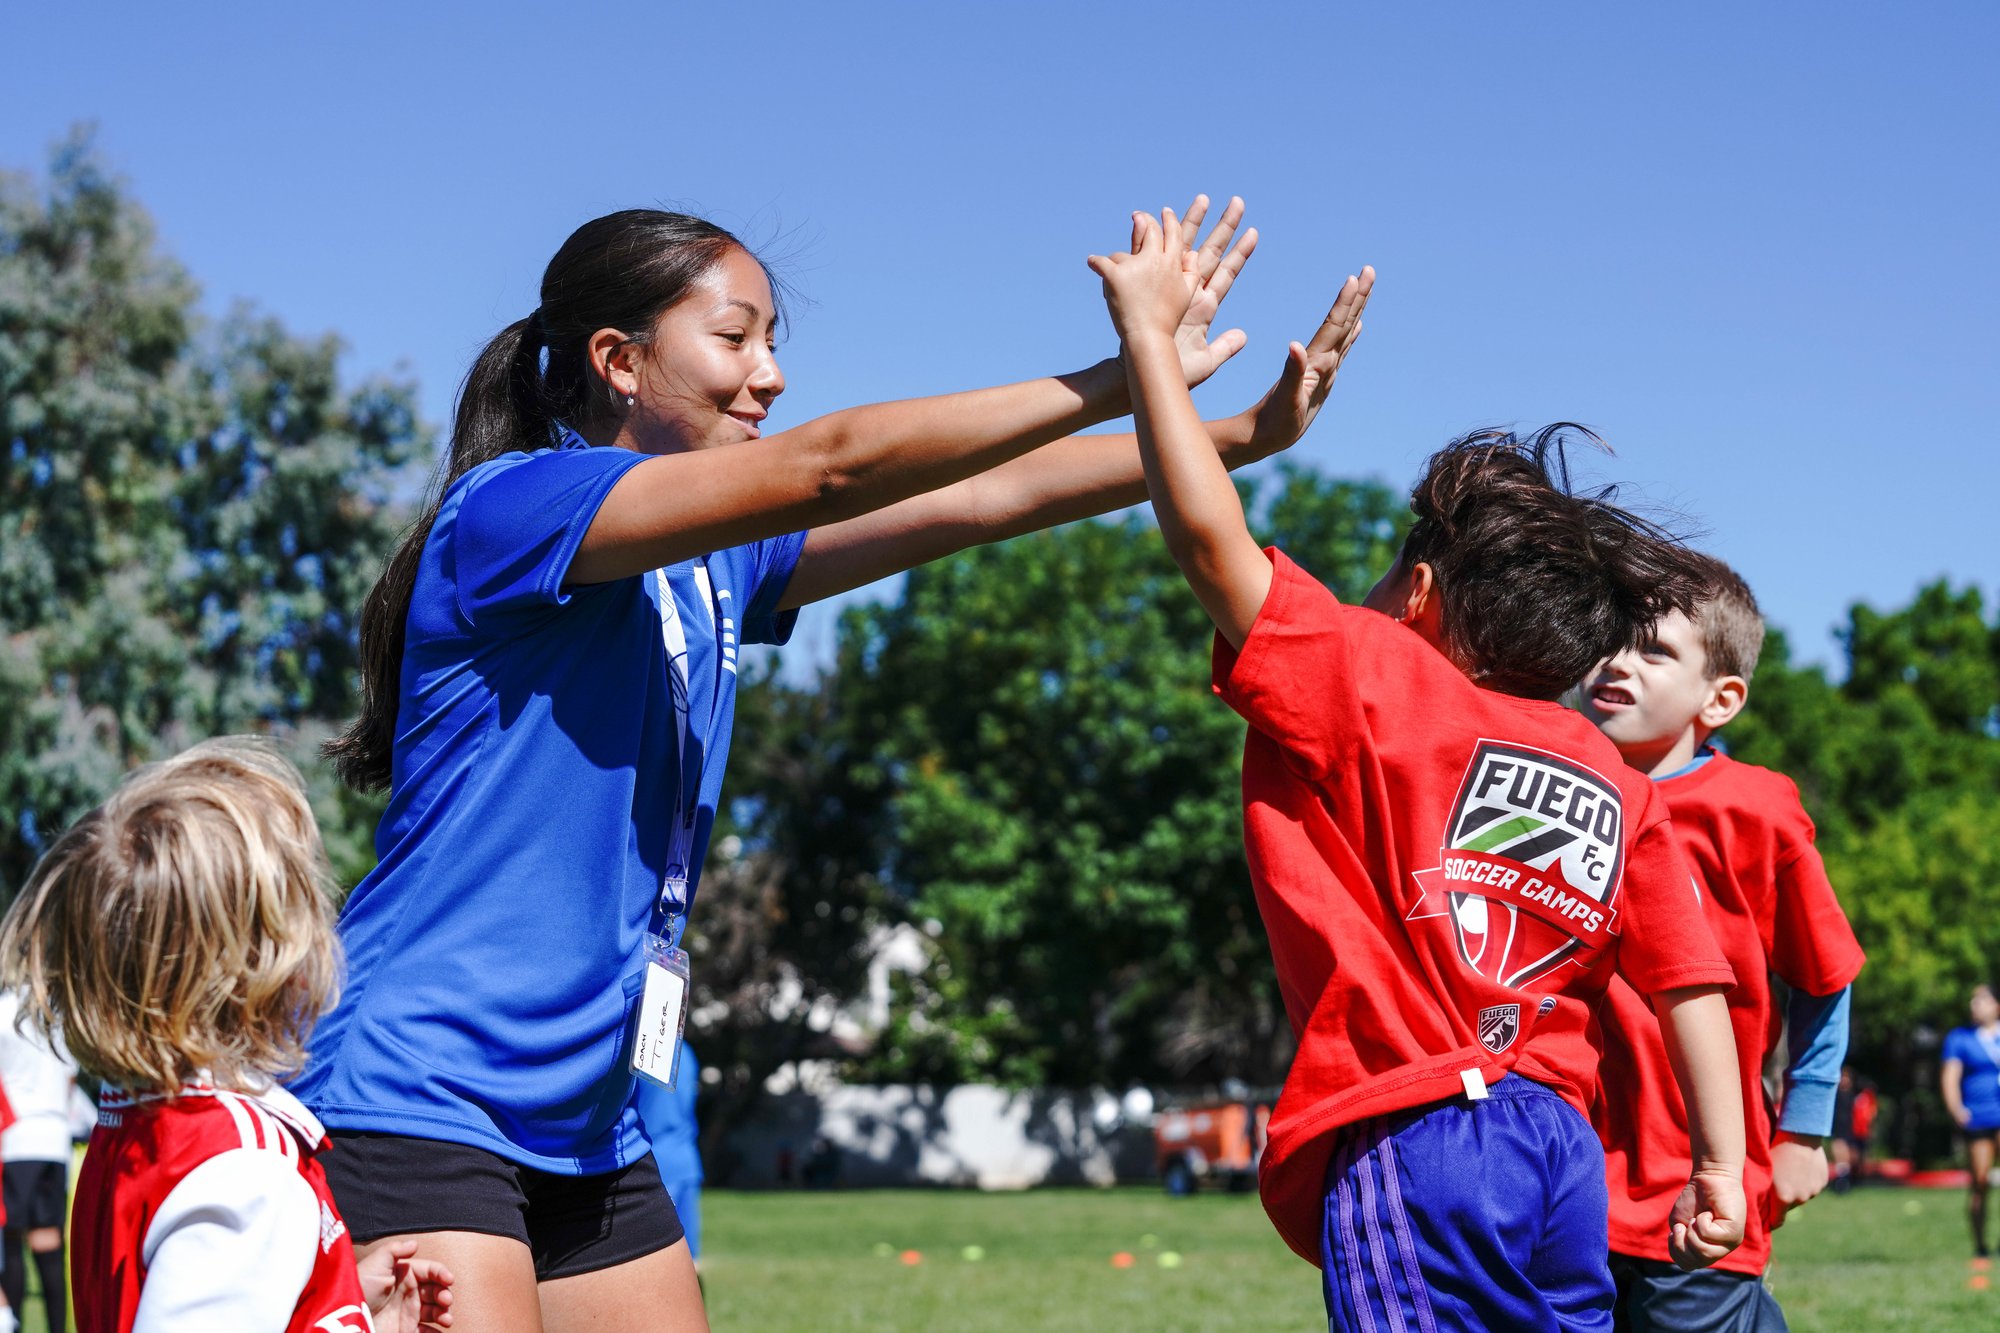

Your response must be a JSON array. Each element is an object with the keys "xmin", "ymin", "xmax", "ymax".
[
  {"xmin": 774, "ymin": 466, "xmax": 1408, "ymax": 1091},
  {"xmin": 684, "ymin": 658, "xmax": 900, "ymax": 1177},
  {"xmin": 1729, "ymin": 581, "xmax": 2000, "ymax": 1156},
  {"xmin": 0, "ymin": 131, "xmax": 425, "ymax": 893}
]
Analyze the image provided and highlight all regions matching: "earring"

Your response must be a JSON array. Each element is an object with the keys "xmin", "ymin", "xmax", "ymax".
[{"xmin": 623, "ymin": 393, "xmax": 635, "ymax": 408}]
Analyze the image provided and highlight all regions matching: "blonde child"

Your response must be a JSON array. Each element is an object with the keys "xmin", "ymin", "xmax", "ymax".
[{"xmin": 0, "ymin": 738, "xmax": 452, "ymax": 1332}]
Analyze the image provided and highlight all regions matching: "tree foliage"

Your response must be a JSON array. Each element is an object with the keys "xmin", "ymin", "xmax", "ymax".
[
  {"xmin": 684, "ymin": 658, "xmax": 900, "ymax": 1175},
  {"xmin": 0, "ymin": 132, "xmax": 425, "ymax": 892},
  {"xmin": 10, "ymin": 134, "xmax": 1996, "ymax": 1162},
  {"xmin": 735, "ymin": 480, "xmax": 1998, "ymax": 1121},
  {"xmin": 1728, "ymin": 581, "xmax": 2000, "ymax": 1146},
  {"xmin": 720, "ymin": 469, "xmax": 1407, "ymax": 1093}
]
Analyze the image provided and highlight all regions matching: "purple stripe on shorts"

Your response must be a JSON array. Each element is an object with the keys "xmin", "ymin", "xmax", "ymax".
[
  {"xmin": 1377, "ymin": 1132, "xmax": 1440, "ymax": 1333},
  {"xmin": 1332, "ymin": 1127, "xmax": 1379, "ymax": 1333},
  {"xmin": 1353, "ymin": 1130, "xmax": 1411, "ymax": 1333}
]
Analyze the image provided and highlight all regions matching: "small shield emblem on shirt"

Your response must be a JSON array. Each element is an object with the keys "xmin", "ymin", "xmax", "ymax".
[{"xmin": 1478, "ymin": 1003, "xmax": 1521, "ymax": 1054}]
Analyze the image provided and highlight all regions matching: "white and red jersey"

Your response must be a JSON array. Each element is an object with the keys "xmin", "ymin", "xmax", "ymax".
[{"xmin": 74, "ymin": 1079, "xmax": 375, "ymax": 1333}]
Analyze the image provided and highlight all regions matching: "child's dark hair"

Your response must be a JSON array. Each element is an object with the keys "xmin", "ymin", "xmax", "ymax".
[
  {"xmin": 1399, "ymin": 423, "xmax": 1706, "ymax": 701},
  {"xmin": 326, "ymin": 210, "xmax": 780, "ymax": 792},
  {"xmin": 1685, "ymin": 552, "xmax": 1765, "ymax": 681}
]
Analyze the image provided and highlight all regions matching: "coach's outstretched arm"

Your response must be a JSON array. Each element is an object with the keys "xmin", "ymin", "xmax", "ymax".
[
  {"xmin": 780, "ymin": 198, "xmax": 1362, "ymax": 608},
  {"xmin": 575, "ymin": 197, "xmax": 1251, "ymax": 588},
  {"xmin": 1090, "ymin": 208, "xmax": 1371, "ymax": 647},
  {"xmin": 1658, "ymin": 985, "xmax": 1749, "ymax": 1269},
  {"xmin": 571, "ymin": 358, "xmax": 1129, "ymax": 584}
]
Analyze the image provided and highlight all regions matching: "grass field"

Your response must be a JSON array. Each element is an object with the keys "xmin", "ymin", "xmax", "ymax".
[
  {"xmin": 698, "ymin": 1184, "xmax": 2000, "ymax": 1332},
  {"xmin": 12, "ymin": 1182, "xmax": 1989, "ymax": 1330}
]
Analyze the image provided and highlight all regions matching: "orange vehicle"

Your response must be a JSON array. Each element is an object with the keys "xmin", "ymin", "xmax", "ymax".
[{"xmin": 1153, "ymin": 1097, "xmax": 1271, "ymax": 1195}]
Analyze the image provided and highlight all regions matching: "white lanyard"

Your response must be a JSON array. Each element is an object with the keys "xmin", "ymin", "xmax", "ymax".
[{"xmin": 653, "ymin": 559, "xmax": 715, "ymax": 945}]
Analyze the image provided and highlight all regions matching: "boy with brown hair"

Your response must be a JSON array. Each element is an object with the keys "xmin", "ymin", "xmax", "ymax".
[
  {"xmin": 1582, "ymin": 555, "xmax": 1865, "ymax": 1332},
  {"xmin": 1091, "ymin": 211, "xmax": 1746, "ymax": 1331}
]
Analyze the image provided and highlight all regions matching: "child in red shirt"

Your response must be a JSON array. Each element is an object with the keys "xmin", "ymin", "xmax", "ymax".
[
  {"xmin": 0, "ymin": 1081, "xmax": 13, "ymax": 1333},
  {"xmin": 1582, "ymin": 556, "xmax": 1864, "ymax": 1331},
  {"xmin": 1089, "ymin": 213, "xmax": 1746, "ymax": 1331},
  {"xmin": 0, "ymin": 739, "xmax": 454, "ymax": 1333}
]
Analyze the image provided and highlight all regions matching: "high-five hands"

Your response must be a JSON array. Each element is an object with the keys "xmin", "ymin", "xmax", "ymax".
[
  {"xmin": 1668, "ymin": 1167, "xmax": 1748, "ymax": 1270},
  {"xmin": 1091, "ymin": 197, "xmax": 1374, "ymax": 463},
  {"xmin": 1089, "ymin": 209, "xmax": 1204, "ymax": 353},
  {"xmin": 1100, "ymin": 195, "xmax": 1374, "ymax": 459},
  {"xmin": 1090, "ymin": 206, "xmax": 1279, "ymax": 648}
]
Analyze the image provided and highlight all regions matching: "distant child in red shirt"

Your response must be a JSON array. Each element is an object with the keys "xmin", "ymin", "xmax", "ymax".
[
  {"xmin": 1581, "ymin": 556, "xmax": 1864, "ymax": 1332},
  {"xmin": 1090, "ymin": 212, "xmax": 1746, "ymax": 1331},
  {"xmin": 0, "ymin": 739, "xmax": 454, "ymax": 1333},
  {"xmin": 0, "ymin": 1081, "xmax": 14, "ymax": 1333}
]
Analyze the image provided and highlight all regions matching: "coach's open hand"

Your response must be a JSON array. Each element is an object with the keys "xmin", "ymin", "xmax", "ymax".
[
  {"xmin": 1240, "ymin": 265, "xmax": 1374, "ymax": 460},
  {"xmin": 1166, "ymin": 194, "xmax": 1257, "ymax": 389},
  {"xmin": 1668, "ymin": 1166, "xmax": 1748, "ymax": 1269}
]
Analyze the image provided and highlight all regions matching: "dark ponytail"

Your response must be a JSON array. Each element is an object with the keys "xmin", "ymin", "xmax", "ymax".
[
  {"xmin": 325, "ymin": 210, "xmax": 771, "ymax": 791},
  {"xmin": 1397, "ymin": 423, "xmax": 1707, "ymax": 700}
]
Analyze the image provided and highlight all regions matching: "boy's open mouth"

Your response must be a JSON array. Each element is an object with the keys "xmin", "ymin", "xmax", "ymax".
[{"xmin": 1589, "ymin": 684, "xmax": 1636, "ymax": 710}]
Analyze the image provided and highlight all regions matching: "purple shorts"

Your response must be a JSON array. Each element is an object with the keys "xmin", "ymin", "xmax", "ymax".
[{"xmin": 1321, "ymin": 1076, "xmax": 1614, "ymax": 1332}]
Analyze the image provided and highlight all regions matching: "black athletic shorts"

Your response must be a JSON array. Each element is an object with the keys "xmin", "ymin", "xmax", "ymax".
[
  {"xmin": 2, "ymin": 1160, "xmax": 70, "ymax": 1232},
  {"xmin": 1610, "ymin": 1252, "xmax": 1789, "ymax": 1333},
  {"xmin": 321, "ymin": 1132, "xmax": 683, "ymax": 1281}
]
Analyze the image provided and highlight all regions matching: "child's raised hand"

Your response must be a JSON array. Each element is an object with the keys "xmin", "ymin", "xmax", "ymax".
[
  {"xmin": 1667, "ymin": 1167, "xmax": 1746, "ymax": 1270},
  {"xmin": 1088, "ymin": 209, "xmax": 1201, "ymax": 352},
  {"xmin": 359, "ymin": 1239, "xmax": 455, "ymax": 1331}
]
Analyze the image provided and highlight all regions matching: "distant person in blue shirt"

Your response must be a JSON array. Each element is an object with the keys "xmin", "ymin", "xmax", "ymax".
[
  {"xmin": 295, "ymin": 201, "xmax": 1364, "ymax": 1331},
  {"xmin": 637, "ymin": 1044, "xmax": 703, "ymax": 1263},
  {"xmin": 1943, "ymin": 983, "xmax": 2000, "ymax": 1257}
]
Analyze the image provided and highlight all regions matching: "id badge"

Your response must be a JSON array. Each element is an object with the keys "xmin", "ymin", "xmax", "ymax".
[{"xmin": 631, "ymin": 933, "xmax": 691, "ymax": 1089}]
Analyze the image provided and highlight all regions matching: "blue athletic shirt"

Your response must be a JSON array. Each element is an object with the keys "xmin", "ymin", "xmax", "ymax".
[
  {"xmin": 293, "ymin": 430, "xmax": 805, "ymax": 1173},
  {"xmin": 1944, "ymin": 1025, "xmax": 2000, "ymax": 1132}
]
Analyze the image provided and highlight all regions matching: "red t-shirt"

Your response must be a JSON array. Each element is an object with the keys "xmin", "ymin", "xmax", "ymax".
[
  {"xmin": 0, "ymin": 1081, "xmax": 13, "ymax": 1229},
  {"xmin": 1596, "ymin": 753, "xmax": 1865, "ymax": 1274},
  {"xmin": 1212, "ymin": 551, "xmax": 1736, "ymax": 1265}
]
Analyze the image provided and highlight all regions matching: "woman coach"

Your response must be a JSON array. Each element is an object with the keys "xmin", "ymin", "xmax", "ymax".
[{"xmin": 295, "ymin": 201, "xmax": 1371, "ymax": 1330}]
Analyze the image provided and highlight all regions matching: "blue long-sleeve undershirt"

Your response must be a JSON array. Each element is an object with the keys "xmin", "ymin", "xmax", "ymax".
[{"xmin": 1777, "ymin": 985, "xmax": 1851, "ymax": 1136}]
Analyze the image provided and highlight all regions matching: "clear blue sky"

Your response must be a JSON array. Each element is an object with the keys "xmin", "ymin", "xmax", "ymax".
[{"xmin": 6, "ymin": 2, "xmax": 1995, "ymax": 672}]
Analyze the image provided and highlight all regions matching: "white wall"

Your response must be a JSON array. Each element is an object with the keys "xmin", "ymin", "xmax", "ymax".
[{"xmin": 722, "ymin": 1075, "xmax": 1157, "ymax": 1189}]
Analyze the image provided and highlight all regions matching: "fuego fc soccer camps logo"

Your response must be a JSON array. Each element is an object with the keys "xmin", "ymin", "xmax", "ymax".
[{"xmin": 1409, "ymin": 741, "xmax": 1626, "ymax": 990}]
